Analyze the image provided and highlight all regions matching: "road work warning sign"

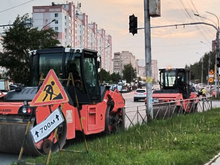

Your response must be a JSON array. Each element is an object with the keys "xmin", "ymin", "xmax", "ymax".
[
  {"xmin": 30, "ymin": 108, "xmax": 64, "ymax": 143},
  {"xmin": 30, "ymin": 69, "xmax": 69, "ymax": 106}
]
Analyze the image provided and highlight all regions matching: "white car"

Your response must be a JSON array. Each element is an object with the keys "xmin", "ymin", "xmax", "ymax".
[{"xmin": 133, "ymin": 88, "xmax": 146, "ymax": 102}]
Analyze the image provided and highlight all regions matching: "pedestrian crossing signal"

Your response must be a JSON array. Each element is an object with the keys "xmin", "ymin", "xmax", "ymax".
[{"xmin": 30, "ymin": 69, "xmax": 69, "ymax": 107}]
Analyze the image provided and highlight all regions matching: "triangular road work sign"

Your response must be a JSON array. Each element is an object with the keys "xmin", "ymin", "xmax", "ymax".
[{"xmin": 30, "ymin": 69, "xmax": 69, "ymax": 106}]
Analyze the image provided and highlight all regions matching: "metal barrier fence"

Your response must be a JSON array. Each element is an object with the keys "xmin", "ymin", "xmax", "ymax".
[{"xmin": 124, "ymin": 97, "xmax": 212, "ymax": 129}]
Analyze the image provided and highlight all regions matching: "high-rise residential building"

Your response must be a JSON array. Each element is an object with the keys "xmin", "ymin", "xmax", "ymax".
[
  {"xmin": 113, "ymin": 51, "xmax": 136, "ymax": 76},
  {"xmin": 137, "ymin": 59, "xmax": 158, "ymax": 82},
  {"xmin": 151, "ymin": 60, "xmax": 158, "ymax": 82},
  {"xmin": 32, "ymin": 2, "xmax": 112, "ymax": 72},
  {"xmin": 113, "ymin": 52, "xmax": 158, "ymax": 82}
]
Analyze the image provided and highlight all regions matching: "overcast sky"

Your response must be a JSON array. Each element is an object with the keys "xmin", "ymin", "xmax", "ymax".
[{"xmin": 1, "ymin": 0, "xmax": 220, "ymax": 69}]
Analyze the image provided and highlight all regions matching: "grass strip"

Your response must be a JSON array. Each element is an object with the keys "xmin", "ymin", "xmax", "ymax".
[{"xmin": 18, "ymin": 108, "xmax": 220, "ymax": 165}]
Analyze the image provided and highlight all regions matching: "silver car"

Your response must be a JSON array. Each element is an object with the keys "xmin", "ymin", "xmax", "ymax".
[{"xmin": 133, "ymin": 88, "xmax": 146, "ymax": 102}]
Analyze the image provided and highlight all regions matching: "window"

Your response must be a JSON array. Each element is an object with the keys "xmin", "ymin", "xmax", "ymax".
[
  {"xmin": 65, "ymin": 53, "xmax": 85, "ymax": 93},
  {"xmin": 55, "ymin": 27, "xmax": 58, "ymax": 31},
  {"xmin": 84, "ymin": 55, "xmax": 100, "ymax": 99},
  {"xmin": 55, "ymin": 13, "xmax": 58, "ymax": 17},
  {"xmin": 55, "ymin": 20, "xmax": 58, "ymax": 24},
  {"xmin": 164, "ymin": 71, "xmax": 176, "ymax": 87},
  {"xmin": 39, "ymin": 53, "xmax": 63, "ymax": 80}
]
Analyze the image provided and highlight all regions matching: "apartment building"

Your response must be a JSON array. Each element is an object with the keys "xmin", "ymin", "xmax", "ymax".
[
  {"xmin": 137, "ymin": 59, "xmax": 158, "ymax": 82},
  {"xmin": 32, "ymin": 2, "xmax": 112, "ymax": 72},
  {"xmin": 113, "ymin": 51, "xmax": 136, "ymax": 76},
  {"xmin": 113, "ymin": 53, "xmax": 158, "ymax": 82}
]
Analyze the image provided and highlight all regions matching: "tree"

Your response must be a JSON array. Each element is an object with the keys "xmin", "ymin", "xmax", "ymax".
[
  {"xmin": 188, "ymin": 51, "xmax": 215, "ymax": 84},
  {"xmin": 122, "ymin": 63, "xmax": 136, "ymax": 83},
  {"xmin": 110, "ymin": 72, "xmax": 121, "ymax": 84},
  {"xmin": 98, "ymin": 68, "xmax": 110, "ymax": 84},
  {"xmin": 0, "ymin": 14, "xmax": 59, "ymax": 85}
]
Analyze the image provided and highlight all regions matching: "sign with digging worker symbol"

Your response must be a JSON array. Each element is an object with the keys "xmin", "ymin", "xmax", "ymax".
[{"xmin": 30, "ymin": 69, "xmax": 69, "ymax": 107}]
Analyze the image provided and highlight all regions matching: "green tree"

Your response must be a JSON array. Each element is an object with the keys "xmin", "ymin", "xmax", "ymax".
[
  {"xmin": 110, "ymin": 72, "xmax": 121, "ymax": 84},
  {"xmin": 188, "ymin": 51, "xmax": 215, "ymax": 84},
  {"xmin": 0, "ymin": 14, "xmax": 59, "ymax": 85},
  {"xmin": 98, "ymin": 68, "xmax": 110, "ymax": 83},
  {"xmin": 122, "ymin": 63, "xmax": 136, "ymax": 83}
]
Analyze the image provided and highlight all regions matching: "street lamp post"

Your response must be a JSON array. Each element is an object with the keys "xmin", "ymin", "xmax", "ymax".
[
  {"xmin": 41, "ymin": 19, "xmax": 56, "ymax": 31},
  {"xmin": 194, "ymin": 12, "xmax": 219, "ymax": 97},
  {"xmin": 200, "ymin": 41, "xmax": 211, "ymax": 85},
  {"xmin": 99, "ymin": 44, "xmax": 110, "ymax": 69},
  {"xmin": 98, "ymin": 44, "xmax": 110, "ymax": 84},
  {"xmin": 194, "ymin": 14, "xmax": 217, "ymax": 27},
  {"xmin": 206, "ymin": 11, "xmax": 219, "ymax": 97},
  {"xmin": 39, "ymin": 19, "xmax": 56, "ymax": 49},
  {"xmin": 196, "ymin": 52, "xmax": 203, "ymax": 84},
  {"xmin": 201, "ymin": 57, "xmax": 204, "ymax": 84},
  {"xmin": 206, "ymin": 11, "xmax": 219, "ymax": 29}
]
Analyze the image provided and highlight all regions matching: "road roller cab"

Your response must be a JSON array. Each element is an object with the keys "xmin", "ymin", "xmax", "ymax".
[
  {"xmin": 152, "ymin": 68, "xmax": 198, "ymax": 112},
  {"xmin": 0, "ymin": 47, "xmax": 125, "ymax": 155}
]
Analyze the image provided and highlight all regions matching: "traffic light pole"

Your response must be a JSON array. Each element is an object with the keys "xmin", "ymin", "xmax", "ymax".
[
  {"xmin": 144, "ymin": 0, "xmax": 153, "ymax": 121},
  {"xmin": 215, "ymin": 30, "xmax": 220, "ymax": 97}
]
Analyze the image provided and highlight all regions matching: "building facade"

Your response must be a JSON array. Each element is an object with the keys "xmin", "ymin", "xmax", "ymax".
[
  {"xmin": 113, "ymin": 52, "xmax": 158, "ymax": 82},
  {"xmin": 32, "ymin": 2, "xmax": 112, "ymax": 72},
  {"xmin": 113, "ymin": 51, "xmax": 136, "ymax": 76},
  {"xmin": 137, "ymin": 59, "xmax": 158, "ymax": 83}
]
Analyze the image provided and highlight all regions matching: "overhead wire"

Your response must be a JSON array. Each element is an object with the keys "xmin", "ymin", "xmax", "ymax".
[
  {"xmin": 0, "ymin": 0, "xmax": 34, "ymax": 13},
  {"xmin": 175, "ymin": 0, "xmax": 211, "ymax": 44},
  {"xmin": 175, "ymin": 0, "xmax": 190, "ymax": 19},
  {"xmin": 189, "ymin": 0, "xmax": 214, "ymax": 42},
  {"xmin": 8, "ymin": 0, "xmax": 12, "ymax": 6},
  {"xmin": 181, "ymin": 0, "xmax": 211, "ymax": 43},
  {"xmin": 178, "ymin": 0, "xmax": 192, "ymax": 19}
]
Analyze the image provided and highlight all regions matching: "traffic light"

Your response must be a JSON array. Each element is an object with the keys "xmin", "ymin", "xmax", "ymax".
[
  {"xmin": 129, "ymin": 14, "xmax": 138, "ymax": 35},
  {"xmin": 217, "ymin": 57, "xmax": 220, "ymax": 67}
]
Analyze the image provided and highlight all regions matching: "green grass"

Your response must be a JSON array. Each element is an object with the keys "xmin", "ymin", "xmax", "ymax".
[
  {"xmin": 211, "ymin": 97, "xmax": 220, "ymax": 101},
  {"xmin": 20, "ymin": 109, "xmax": 220, "ymax": 165}
]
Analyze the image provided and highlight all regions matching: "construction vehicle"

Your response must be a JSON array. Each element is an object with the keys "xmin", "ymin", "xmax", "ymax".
[
  {"xmin": 152, "ymin": 68, "xmax": 198, "ymax": 113},
  {"xmin": 0, "ymin": 47, "xmax": 125, "ymax": 155}
]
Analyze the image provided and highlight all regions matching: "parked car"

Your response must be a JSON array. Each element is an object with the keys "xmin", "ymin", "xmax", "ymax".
[
  {"xmin": 109, "ymin": 84, "xmax": 117, "ymax": 91},
  {"xmin": 191, "ymin": 86, "xmax": 199, "ymax": 97},
  {"xmin": 133, "ymin": 88, "xmax": 146, "ymax": 102}
]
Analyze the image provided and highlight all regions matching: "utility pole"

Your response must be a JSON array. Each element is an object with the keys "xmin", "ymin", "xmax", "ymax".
[
  {"xmin": 144, "ymin": 0, "xmax": 153, "ymax": 120},
  {"xmin": 197, "ymin": 52, "xmax": 203, "ymax": 84},
  {"xmin": 129, "ymin": 0, "xmax": 160, "ymax": 120},
  {"xmin": 99, "ymin": 44, "xmax": 110, "ymax": 70},
  {"xmin": 202, "ymin": 57, "xmax": 203, "ymax": 84},
  {"xmin": 200, "ymin": 41, "xmax": 211, "ymax": 85}
]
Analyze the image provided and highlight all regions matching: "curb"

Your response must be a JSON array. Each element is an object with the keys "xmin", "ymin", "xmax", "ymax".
[{"xmin": 205, "ymin": 153, "xmax": 220, "ymax": 165}]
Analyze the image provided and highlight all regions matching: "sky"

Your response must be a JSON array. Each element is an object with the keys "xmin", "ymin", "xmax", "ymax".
[{"xmin": 0, "ymin": 0, "xmax": 220, "ymax": 69}]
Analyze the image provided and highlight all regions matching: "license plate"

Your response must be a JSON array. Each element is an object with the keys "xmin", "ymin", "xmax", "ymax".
[{"xmin": 153, "ymin": 98, "xmax": 159, "ymax": 103}]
